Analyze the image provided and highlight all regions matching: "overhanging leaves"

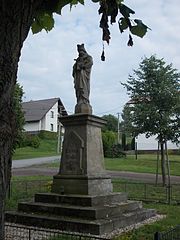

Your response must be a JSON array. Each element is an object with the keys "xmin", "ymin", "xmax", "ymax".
[
  {"xmin": 130, "ymin": 19, "xmax": 149, "ymax": 38},
  {"xmin": 119, "ymin": 4, "xmax": 135, "ymax": 18},
  {"xmin": 31, "ymin": 13, "xmax": 54, "ymax": 34},
  {"xmin": 118, "ymin": 17, "xmax": 128, "ymax": 33},
  {"xmin": 31, "ymin": 0, "xmax": 150, "ymax": 56}
]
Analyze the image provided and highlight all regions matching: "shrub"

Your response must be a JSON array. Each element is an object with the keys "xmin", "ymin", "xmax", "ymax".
[
  {"xmin": 17, "ymin": 133, "xmax": 40, "ymax": 148},
  {"xmin": 102, "ymin": 130, "xmax": 116, "ymax": 157},
  {"xmin": 28, "ymin": 135, "xmax": 40, "ymax": 148},
  {"xmin": 109, "ymin": 144, "xmax": 126, "ymax": 158},
  {"xmin": 38, "ymin": 130, "xmax": 57, "ymax": 140}
]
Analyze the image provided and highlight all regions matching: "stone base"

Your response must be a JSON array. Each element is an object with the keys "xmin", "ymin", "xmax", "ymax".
[
  {"xmin": 75, "ymin": 103, "xmax": 92, "ymax": 114},
  {"xmin": 51, "ymin": 175, "xmax": 113, "ymax": 195},
  {"xmin": 6, "ymin": 192, "xmax": 156, "ymax": 235}
]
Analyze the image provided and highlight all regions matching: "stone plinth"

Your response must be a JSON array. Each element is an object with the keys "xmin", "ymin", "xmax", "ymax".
[
  {"xmin": 52, "ymin": 114, "xmax": 113, "ymax": 195},
  {"xmin": 5, "ymin": 113, "xmax": 156, "ymax": 236}
]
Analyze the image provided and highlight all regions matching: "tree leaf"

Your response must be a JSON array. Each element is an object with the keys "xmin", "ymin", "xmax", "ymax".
[
  {"xmin": 119, "ymin": 4, "xmax": 135, "ymax": 18},
  {"xmin": 116, "ymin": 0, "xmax": 124, "ymax": 4},
  {"xmin": 78, "ymin": 0, "xmax": 84, "ymax": 4},
  {"xmin": 43, "ymin": 14, "xmax": 54, "ymax": 32},
  {"xmin": 31, "ymin": 21, "xmax": 43, "ymax": 34},
  {"xmin": 53, "ymin": 0, "xmax": 72, "ymax": 15},
  {"xmin": 130, "ymin": 19, "xmax": 149, "ymax": 38},
  {"xmin": 127, "ymin": 34, "xmax": 133, "ymax": 46},
  {"xmin": 31, "ymin": 13, "xmax": 54, "ymax": 34},
  {"xmin": 118, "ymin": 17, "xmax": 128, "ymax": 33}
]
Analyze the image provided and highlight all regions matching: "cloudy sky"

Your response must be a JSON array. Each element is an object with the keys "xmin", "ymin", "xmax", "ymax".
[{"xmin": 18, "ymin": 0, "xmax": 180, "ymax": 117}]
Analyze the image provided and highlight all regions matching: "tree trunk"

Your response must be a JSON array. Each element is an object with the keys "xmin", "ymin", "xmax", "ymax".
[
  {"xmin": 0, "ymin": 1, "xmax": 42, "ymax": 238},
  {"xmin": 160, "ymin": 142, "xmax": 166, "ymax": 186}
]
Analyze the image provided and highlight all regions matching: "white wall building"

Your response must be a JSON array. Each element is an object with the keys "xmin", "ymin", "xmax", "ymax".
[
  {"xmin": 136, "ymin": 134, "xmax": 179, "ymax": 150},
  {"xmin": 22, "ymin": 98, "xmax": 67, "ymax": 133}
]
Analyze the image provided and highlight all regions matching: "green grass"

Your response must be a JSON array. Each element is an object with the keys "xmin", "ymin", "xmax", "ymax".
[
  {"xmin": 13, "ymin": 139, "xmax": 58, "ymax": 160},
  {"xmin": 6, "ymin": 176, "xmax": 52, "ymax": 210},
  {"xmin": 38, "ymin": 154, "xmax": 180, "ymax": 176},
  {"xmin": 105, "ymin": 154, "xmax": 180, "ymax": 176},
  {"xmin": 115, "ymin": 203, "xmax": 180, "ymax": 240}
]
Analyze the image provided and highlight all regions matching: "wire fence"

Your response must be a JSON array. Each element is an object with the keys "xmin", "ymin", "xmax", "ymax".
[
  {"xmin": 5, "ymin": 223, "xmax": 109, "ymax": 240},
  {"xmin": 112, "ymin": 180, "xmax": 180, "ymax": 204},
  {"xmin": 154, "ymin": 225, "xmax": 180, "ymax": 240},
  {"xmin": 6, "ymin": 179, "xmax": 180, "ymax": 211}
]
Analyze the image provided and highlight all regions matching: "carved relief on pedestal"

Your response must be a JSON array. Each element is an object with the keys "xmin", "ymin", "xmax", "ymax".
[{"xmin": 60, "ymin": 131, "xmax": 84, "ymax": 175}]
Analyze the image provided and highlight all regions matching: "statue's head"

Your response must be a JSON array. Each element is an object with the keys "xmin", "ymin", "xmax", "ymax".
[{"xmin": 77, "ymin": 44, "xmax": 86, "ymax": 54}]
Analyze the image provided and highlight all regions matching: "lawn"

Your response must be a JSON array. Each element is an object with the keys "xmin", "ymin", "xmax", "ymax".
[
  {"xmin": 13, "ymin": 139, "xmax": 58, "ymax": 160},
  {"xmin": 105, "ymin": 154, "xmax": 180, "ymax": 176},
  {"xmin": 115, "ymin": 203, "xmax": 180, "ymax": 240},
  {"xmin": 38, "ymin": 154, "xmax": 180, "ymax": 176}
]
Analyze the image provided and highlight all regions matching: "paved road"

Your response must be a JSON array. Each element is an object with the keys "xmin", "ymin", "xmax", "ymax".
[
  {"xmin": 12, "ymin": 156, "xmax": 60, "ymax": 169},
  {"xmin": 12, "ymin": 167, "xmax": 180, "ymax": 184},
  {"xmin": 12, "ymin": 156, "xmax": 180, "ymax": 183}
]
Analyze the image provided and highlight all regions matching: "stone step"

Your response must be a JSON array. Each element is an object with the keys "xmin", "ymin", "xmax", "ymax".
[
  {"xmin": 18, "ymin": 200, "xmax": 142, "ymax": 220},
  {"xmin": 5, "ymin": 208, "xmax": 156, "ymax": 235},
  {"xmin": 34, "ymin": 192, "xmax": 127, "ymax": 207}
]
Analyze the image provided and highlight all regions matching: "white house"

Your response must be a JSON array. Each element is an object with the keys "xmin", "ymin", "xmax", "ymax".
[
  {"xmin": 22, "ymin": 98, "xmax": 67, "ymax": 133},
  {"xmin": 136, "ymin": 134, "xmax": 179, "ymax": 150}
]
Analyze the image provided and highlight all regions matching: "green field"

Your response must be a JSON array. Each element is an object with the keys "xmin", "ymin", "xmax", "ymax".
[
  {"xmin": 36, "ymin": 153, "xmax": 180, "ymax": 176},
  {"xmin": 13, "ymin": 139, "xmax": 58, "ymax": 160},
  {"xmin": 105, "ymin": 154, "xmax": 180, "ymax": 176}
]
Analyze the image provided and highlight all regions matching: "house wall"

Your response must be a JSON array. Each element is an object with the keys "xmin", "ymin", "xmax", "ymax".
[
  {"xmin": 136, "ymin": 134, "xmax": 179, "ymax": 150},
  {"xmin": 24, "ymin": 121, "xmax": 40, "ymax": 132},
  {"xmin": 43, "ymin": 102, "xmax": 58, "ymax": 132}
]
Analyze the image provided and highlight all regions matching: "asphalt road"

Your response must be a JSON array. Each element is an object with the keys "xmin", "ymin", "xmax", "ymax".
[
  {"xmin": 12, "ymin": 156, "xmax": 60, "ymax": 169},
  {"xmin": 12, "ymin": 160, "xmax": 180, "ymax": 184}
]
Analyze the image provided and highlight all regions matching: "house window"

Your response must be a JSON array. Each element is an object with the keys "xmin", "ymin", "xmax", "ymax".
[
  {"xmin": 50, "ymin": 124, "xmax": 54, "ymax": 132},
  {"xmin": 51, "ymin": 111, "xmax": 54, "ymax": 118}
]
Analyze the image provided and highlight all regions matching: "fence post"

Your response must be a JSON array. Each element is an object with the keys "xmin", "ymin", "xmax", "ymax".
[
  {"xmin": 166, "ymin": 185, "xmax": 171, "ymax": 205},
  {"xmin": 154, "ymin": 232, "xmax": 160, "ymax": 240},
  {"xmin": 25, "ymin": 181, "xmax": 28, "ymax": 196},
  {"xmin": 124, "ymin": 183, "xmax": 127, "ymax": 192},
  {"xmin": 28, "ymin": 228, "xmax": 31, "ymax": 240},
  {"xmin": 144, "ymin": 184, "xmax": 147, "ymax": 200}
]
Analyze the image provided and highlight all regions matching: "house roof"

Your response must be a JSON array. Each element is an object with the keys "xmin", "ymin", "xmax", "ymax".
[{"xmin": 22, "ymin": 98, "xmax": 67, "ymax": 122}]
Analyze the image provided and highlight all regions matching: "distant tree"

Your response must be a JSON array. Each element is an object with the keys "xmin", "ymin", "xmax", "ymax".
[
  {"xmin": 13, "ymin": 83, "xmax": 25, "ymax": 149},
  {"xmin": 102, "ymin": 130, "xmax": 116, "ymax": 157},
  {"xmin": 102, "ymin": 114, "xmax": 118, "ymax": 132},
  {"xmin": 122, "ymin": 55, "xmax": 180, "ymax": 186}
]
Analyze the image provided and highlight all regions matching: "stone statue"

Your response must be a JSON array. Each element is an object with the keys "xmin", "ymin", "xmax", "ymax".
[{"xmin": 73, "ymin": 44, "xmax": 93, "ymax": 114}]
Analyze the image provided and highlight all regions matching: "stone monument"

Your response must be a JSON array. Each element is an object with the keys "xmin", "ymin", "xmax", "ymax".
[
  {"xmin": 51, "ymin": 44, "xmax": 113, "ymax": 196},
  {"xmin": 6, "ymin": 44, "xmax": 156, "ymax": 236}
]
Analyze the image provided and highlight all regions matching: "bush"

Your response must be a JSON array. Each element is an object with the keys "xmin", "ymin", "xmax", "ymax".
[
  {"xmin": 18, "ymin": 133, "xmax": 40, "ymax": 148},
  {"xmin": 110, "ymin": 144, "xmax": 126, "ymax": 158},
  {"xmin": 28, "ymin": 135, "xmax": 40, "ymax": 148},
  {"xmin": 38, "ymin": 130, "xmax": 57, "ymax": 140},
  {"xmin": 102, "ymin": 131, "xmax": 116, "ymax": 157}
]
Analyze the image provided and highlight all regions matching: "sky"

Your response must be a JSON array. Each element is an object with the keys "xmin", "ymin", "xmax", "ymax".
[{"xmin": 18, "ymin": 0, "xmax": 180, "ymax": 118}]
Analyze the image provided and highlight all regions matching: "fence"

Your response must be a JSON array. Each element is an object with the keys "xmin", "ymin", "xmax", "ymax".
[
  {"xmin": 5, "ymin": 223, "xmax": 109, "ymax": 240},
  {"xmin": 6, "ymin": 179, "xmax": 180, "ymax": 211},
  {"xmin": 154, "ymin": 225, "xmax": 180, "ymax": 240},
  {"xmin": 112, "ymin": 180, "xmax": 180, "ymax": 204}
]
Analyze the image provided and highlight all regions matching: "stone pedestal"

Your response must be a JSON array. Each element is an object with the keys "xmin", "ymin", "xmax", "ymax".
[
  {"xmin": 6, "ymin": 113, "xmax": 156, "ymax": 236},
  {"xmin": 52, "ymin": 114, "xmax": 113, "ymax": 195}
]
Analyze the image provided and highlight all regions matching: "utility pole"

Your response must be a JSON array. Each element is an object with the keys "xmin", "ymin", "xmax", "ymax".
[
  {"xmin": 117, "ymin": 112, "xmax": 120, "ymax": 144},
  {"xmin": 57, "ymin": 106, "xmax": 63, "ymax": 154}
]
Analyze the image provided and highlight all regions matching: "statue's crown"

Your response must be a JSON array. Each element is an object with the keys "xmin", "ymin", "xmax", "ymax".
[{"xmin": 77, "ymin": 44, "xmax": 86, "ymax": 52}]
